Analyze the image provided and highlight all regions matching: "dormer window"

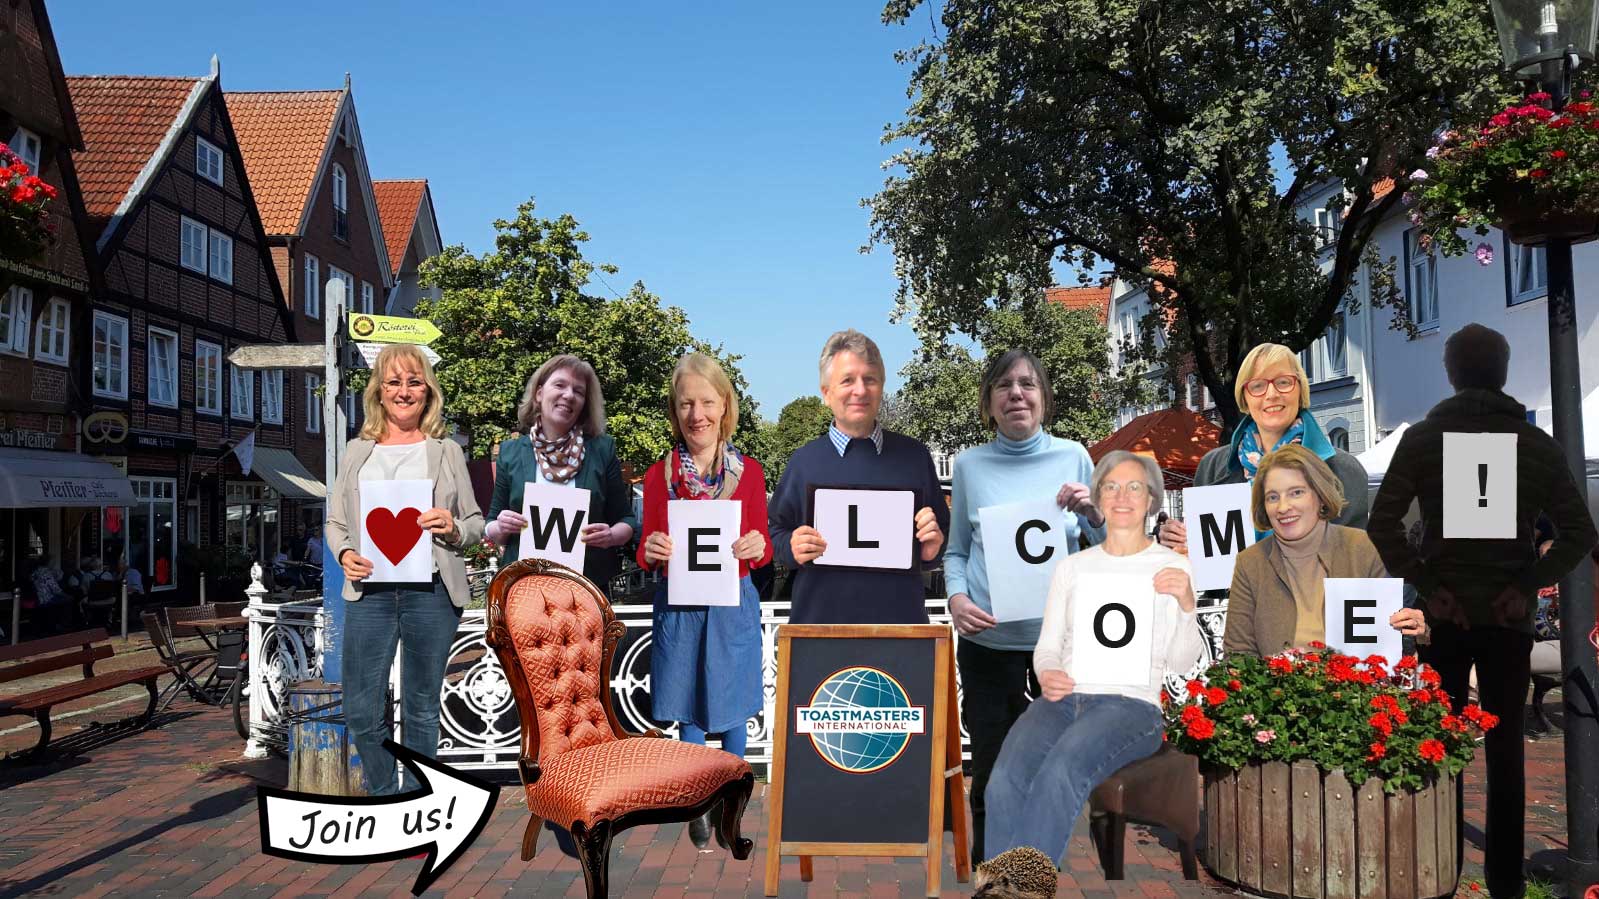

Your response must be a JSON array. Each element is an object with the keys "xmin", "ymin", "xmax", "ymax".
[
  {"xmin": 196, "ymin": 137, "xmax": 224, "ymax": 186},
  {"xmin": 332, "ymin": 163, "xmax": 349, "ymax": 241},
  {"xmin": 8, "ymin": 127, "xmax": 41, "ymax": 171}
]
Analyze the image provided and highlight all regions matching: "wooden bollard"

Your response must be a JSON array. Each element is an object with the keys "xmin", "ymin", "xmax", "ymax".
[{"xmin": 286, "ymin": 679, "xmax": 375, "ymax": 796}]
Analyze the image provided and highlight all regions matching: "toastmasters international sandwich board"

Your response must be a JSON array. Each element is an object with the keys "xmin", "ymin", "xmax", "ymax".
[{"xmin": 763, "ymin": 624, "xmax": 968, "ymax": 897}]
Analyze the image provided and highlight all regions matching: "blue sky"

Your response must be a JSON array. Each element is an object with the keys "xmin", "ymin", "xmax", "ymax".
[{"xmin": 52, "ymin": 1, "xmax": 940, "ymax": 421}]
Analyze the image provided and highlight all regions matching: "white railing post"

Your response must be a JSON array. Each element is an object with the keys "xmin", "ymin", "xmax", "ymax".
[
  {"xmin": 8, "ymin": 590, "xmax": 18, "ymax": 645},
  {"xmin": 242, "ymin": 562, "xmax": 271, "ymax": 758},
  {"xmin": 119, "ymin": 581, "xmax": 129, "ymax": 640},
  {"xmin": 200, "ymin": 572, "xmax": 207, "ymax": 605}
]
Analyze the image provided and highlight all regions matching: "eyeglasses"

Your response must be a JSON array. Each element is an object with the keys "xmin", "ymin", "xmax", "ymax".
[
  {"xmin": 1244, "ymin": 375, "xmax": 1299, "ymax": 397},
  {"xmin": 1100, "ymin": 481, "xmax": 1147, "ymax": 495},
  {"xmin": 993, "ymin": 377, "xmax": 1040, "ymax": 392},
  {"xmin": 382, "ymin": 378, "xmax": 425, "ymax": 392}
]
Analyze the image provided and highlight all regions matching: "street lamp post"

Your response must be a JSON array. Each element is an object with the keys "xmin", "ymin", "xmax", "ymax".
[{"xmin": 1487, "ymin": 1, "xmax": 1599, "ymax": 892}]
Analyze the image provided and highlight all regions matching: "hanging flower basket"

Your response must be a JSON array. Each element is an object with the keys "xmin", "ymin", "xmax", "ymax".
[
  {"xmin": 0, "ymin": 141, "xmax": 58, "ymax": 266},
  {"xmin": 1164, "ymin": 647, "xmax": 1498, "ymax": 899},
  {"xmin": 1414, "ymin": 90, "xmax": 1599, "ymax": 252}
]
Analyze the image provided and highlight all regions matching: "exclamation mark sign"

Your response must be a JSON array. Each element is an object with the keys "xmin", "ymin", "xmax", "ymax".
[
  {"xmin": 1477, "ymin": 464, "xmax": 1489, "ymax": 507},
  {"xmin": 446, "ymin": 796, "xmax": 456, "ymax": 829}
]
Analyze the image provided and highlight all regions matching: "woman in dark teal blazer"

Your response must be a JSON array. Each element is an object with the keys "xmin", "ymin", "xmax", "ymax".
[{"xmin": 485, "ymin": 354, "xmax": 639, "ymax": 595}]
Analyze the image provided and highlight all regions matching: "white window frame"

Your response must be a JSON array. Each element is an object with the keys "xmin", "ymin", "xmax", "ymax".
[
  {"xmin": 92, "ymin": 310, "xmax": 129, "ymax": 400},
  {"xmin": 1405, "ymin": 229, "xmax": 1439, "ymax": 331},
  {"xmin": 230, "ymin": 365, "xmax": 254, "ymax": 421},
  {"xmin": 331, "ymin": 164, "xmax": 349, "ymax": 240},
  {"xmin": 262, "ymin": 370, "xmax": 284, "ymax": 424},
  {"xmin": 2, "ymin": 286, "xmax": 32, "ymax": 356},
  {"xmin": 9, "ymin": 126, "xmax": 41, "ymax": 170},
  {"xmin": 360, "ymin": 281, "xmax": 374, "ymax": 314},
  {"xmin": 147, "ymin": 327, "xmax": 179, "ymax": 409},
  {"xmin": 208, "ymin": 228, "xmax": 234, "ymax": 284},
  {"xmin": 329, "ymin": 266, "xmax": 354, "ymax": 309},
  {"xmin": 306, "ymin": 373, "xmax": 323, "ymax": 434},
  {"xmin": 195, "ymin": 340, "xmax": 222, "ymax": 415},
  {"xmin": 1313, "ymin": 208, "xmax": 1340, "ymax": 249},
  {"xmin": 33, "ymin": 296, "xmax": 70, "ymax": 365},
  {"xmin": 304, "ymin": 254, "xmax": 320, "ymax": 319},
  {"xmin": 1324, "ymin": 312, "xmax": 1347, "ymax": 377},
  {"xmin": 122, "ymin": 477, "xmax": 179, "ymax": 592},
  {"xmin": 195, "ymin": 137, "xmax": 224, "ymax": 186},
  {"xmin": 1509, "ymin": 241, "xmax": 1548, "ymax": 305},
  {"xmin": 180, "ymin": 217, "xmax": 207, "ymax": 273}
]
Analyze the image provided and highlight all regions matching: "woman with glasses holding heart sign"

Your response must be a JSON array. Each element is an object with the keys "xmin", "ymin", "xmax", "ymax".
[
  {"xmin": 325, "ymin": 343, "xmax": 484, "ymax": 796},
  {"xmin": 1157, "ymin": 343, "xmax": 1369, "ymax": 556}
]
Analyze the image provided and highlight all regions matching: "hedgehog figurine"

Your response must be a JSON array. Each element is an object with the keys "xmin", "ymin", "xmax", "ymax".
[{"xmin": 972, "ymin": 846, "xmax": 1059, "ymax": 898}]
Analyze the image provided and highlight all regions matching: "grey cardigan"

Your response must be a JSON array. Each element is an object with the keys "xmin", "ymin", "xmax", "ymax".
[{"xmin": 325, "ymin": 437, "xmax": 486, "ymax": 607}]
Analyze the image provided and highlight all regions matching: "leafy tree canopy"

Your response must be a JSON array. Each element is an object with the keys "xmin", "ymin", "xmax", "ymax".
[
  {"xmin": 871, "ymin": 0, "xmax": 1509, "ymax": 430},
  {"xmin": 757, "ymin": 396, "xmax": 834, "ymax": 489},
  {"xmin": 418, "ymin": 199, "xmax": 760, "ymax": 471}
]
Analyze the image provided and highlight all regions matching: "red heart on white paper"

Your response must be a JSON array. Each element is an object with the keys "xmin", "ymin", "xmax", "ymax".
[{"xmin": 366, "ymin": 507, "xmax": 425, "ymax": 566}]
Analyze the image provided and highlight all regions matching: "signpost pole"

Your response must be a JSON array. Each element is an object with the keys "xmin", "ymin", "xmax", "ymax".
[{"xmin": 322, "ymin": 279, "xmax": 345, "ymax": 684}]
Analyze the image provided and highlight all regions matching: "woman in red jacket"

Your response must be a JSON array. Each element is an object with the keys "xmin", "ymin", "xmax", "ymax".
[{"xmin": 637, "ymin": 352, "xmax": 772, "ymax": 847}]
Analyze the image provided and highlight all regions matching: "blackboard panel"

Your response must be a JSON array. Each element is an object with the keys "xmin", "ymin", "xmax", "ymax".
[{"xmin": 778, "ymin": 636, "xmax": 935, "ymax": 845}]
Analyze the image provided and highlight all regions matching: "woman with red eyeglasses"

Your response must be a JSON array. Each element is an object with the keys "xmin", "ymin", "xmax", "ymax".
[{"xmin": 1158, "ymin": 343, "xmax": 1369, "ymax": 555}]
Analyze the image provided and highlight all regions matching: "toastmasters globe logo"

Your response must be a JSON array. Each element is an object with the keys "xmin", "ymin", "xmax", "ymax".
[{"xmin": 794, "ymin": 666, "xmax": 924, "ymax": 773}]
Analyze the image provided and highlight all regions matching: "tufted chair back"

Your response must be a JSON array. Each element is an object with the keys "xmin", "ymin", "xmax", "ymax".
[{"xmin": 487, "ymin": 561, "xmax": 620, "ymax": 764}]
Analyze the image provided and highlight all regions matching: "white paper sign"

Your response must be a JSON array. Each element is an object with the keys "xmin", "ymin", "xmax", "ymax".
[
  {"xmin": 1070, "ymin": 573, "xmax": 1155, "ymax": 688},
  {"xmin": 1443, "ymin": 432, "xmax": 1518, "ymax": 539},
  {"xmin": 978, "ymin": 500, "xmax": 1070, "ymax": 622},
  {"xmin": 1183, "ymin": 482, "xmax": 1258, "ymax": 591},
  {"xmin": 518, "ymin": 482, "xmax": 591, "ymax": 570},
  {"xmin": 358, "ymin": 479, "xmax": 434, "ymax": 583},
  {"xmin": 1323, "ymin": 577, "xmax": 1405, "ymax": 667},
  {"xmin": 666, "ymin": 500, "xmax": 741, "ymax": 607},
  {"xmin": 812, "ymin": 488, "xmax": 915, "ymax": 569}
]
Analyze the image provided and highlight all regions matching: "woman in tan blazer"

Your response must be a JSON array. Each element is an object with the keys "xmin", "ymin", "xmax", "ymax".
[
  {"xmin": 325, "ymin": 344, "xmax": 484, "ymax": 795},
  {"xmin": 1223, "ymin": 445, "xmax": 1425, "ymax": 657}
]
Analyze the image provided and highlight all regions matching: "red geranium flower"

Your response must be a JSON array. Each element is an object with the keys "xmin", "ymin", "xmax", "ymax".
[
  {"xmin": 1205, "ymin": 687, "xmax": 1228, "ymax": 706},
  {"xmin": 1228, "ymin": 679, "xmax": 1242, "ymax": 691},
  {"xmin": 1180, "ymin": 705, "xmax": 1205, "ymax": 725},
  {"xmin": 1395, "ymin": 656, "xmax": 1418, "ymax": 671},
  {"xmin": 1441, "ymin": 715, "xmax": 1465, "ymax": 732},
  {"xmin": 1531, "ymin": 168, "xmax": 1551, "ymax": 179},
  {"xmin": 1407, "ymin": 689, "xmax": 1432, "ymax": 705},
  {"xmin": 1462, "ymin": 704, "xmax": 1484, "ymax": 723},
  {"xmin": 1552, "ymin": 150, "xmax": 1569, "ymax": 159},
  {"xmin": 1418, "ymin": 739, "xmax": 1447, "ymax": 763},
  {"xmin": 1367, "ymin": 741, "xmax": 1388, "ymax": 760},
  {"xmin": 1185, "ymin": 680, "xmax": 1205, "ymax": 698},
  {"xmin": 1420, "ymin": 669, "xmax": 1441, "ymax": 688},
  {"xmin": 1307, "ymin": 641, "xmax": 1326, "ymax": 650},
  {"xmin": 1368, "ymin": 712, "xmax": 1394, "ymax": 737},
  {"xmin": 1186, "ymin": 717, "xmax": 1216, "ymax": 740},
  {"xmin": 1478, "ymin": 712, "xmax": 1500, "ymax": 730},
  {"xmin": 1268, "ymin": 657, "xmax": 1294, "ymax": 675}
]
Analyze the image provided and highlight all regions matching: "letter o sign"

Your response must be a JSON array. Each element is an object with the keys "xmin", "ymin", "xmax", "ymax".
[{"xmin": 1093, "ymin": 603, "xmax": 1136, "ymax": 649}]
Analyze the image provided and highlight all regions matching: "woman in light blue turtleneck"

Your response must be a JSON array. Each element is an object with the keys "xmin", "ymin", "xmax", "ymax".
[{"xmin": 945, "ymin": 349, "xmax": 1105, "ymax": 865}]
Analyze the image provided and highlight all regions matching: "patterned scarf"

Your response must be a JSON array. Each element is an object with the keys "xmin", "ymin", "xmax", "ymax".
[
  {"xmin": 531, "ymin": 417, "xmax": 586, "ymax": 483},
  {"xmin": 669, "ymin": 442, "xmax": 744, "ymax": 500},
  {"xmin": 1236, "ymin": 417, "xmax": 1306, "ymax": 480}
]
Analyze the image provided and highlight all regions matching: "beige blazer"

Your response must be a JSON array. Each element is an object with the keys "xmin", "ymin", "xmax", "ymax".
[
  {"xmin": 1223, "ymin": 523, "xmax": 1386, "ymax": 657},
  {"xmin": 324, "ymin": 437, "xmax": 486, "ymax": 607}
]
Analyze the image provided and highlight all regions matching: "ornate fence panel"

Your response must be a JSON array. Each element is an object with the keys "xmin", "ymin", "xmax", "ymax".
[{"xmin": 244, "ymin": 565, "xmax": 1232, "ymax": 777}]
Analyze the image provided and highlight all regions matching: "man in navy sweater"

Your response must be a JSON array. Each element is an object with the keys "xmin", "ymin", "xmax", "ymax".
[{"xmin": 770, "ymin": 329, "xmax": 949, "ymax": 623}]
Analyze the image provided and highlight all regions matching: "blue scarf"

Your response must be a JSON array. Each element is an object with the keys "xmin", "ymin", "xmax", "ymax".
[{"xmin": 1236, "ymin": 418, "xmax": 1306, "ymax": 480}]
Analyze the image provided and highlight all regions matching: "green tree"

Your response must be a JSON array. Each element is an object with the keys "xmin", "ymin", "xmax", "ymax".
[
  {"xmin": 759, "ymin": 396, "xmax": 834, "ymax": 490},
  {"xmin": 891, "ymin": 292, "xmax": 1147, "ymax": 452},
  {"xmin": 418, "ymin": 199, "xmax": 760, "ymax": 472},
  {"xmin": 871, "ymin": 0, "xmax": 1509, "ymax": 431}
]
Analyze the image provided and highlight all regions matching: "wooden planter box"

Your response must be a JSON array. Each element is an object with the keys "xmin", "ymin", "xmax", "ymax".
[{"xmin": 1202, "ymin": 762, "xmax": 1457, "ymax": 899}]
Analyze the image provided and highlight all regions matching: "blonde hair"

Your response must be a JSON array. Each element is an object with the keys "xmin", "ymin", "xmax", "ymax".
[
  {"xmin": 1233, "ymin": 343, "xmax": 1311, "ymax": 416},
  {"xmin": 516, "ymin": 354, "xmax": 606, "ymax": 437},
  {"xmin": 818, "ymin": 328, "xmax": 885, "ymax": 389},
  {"xmin": 1250, "ymin": 444, "xmax": 1346, "ymax": 531},
  {"xmin": 361, "ymin": 344, "xmax": 448, "ymax": 440},
  {"xmin": 668, "ymin": 352, "xmax": 739, "ymax": 445}
]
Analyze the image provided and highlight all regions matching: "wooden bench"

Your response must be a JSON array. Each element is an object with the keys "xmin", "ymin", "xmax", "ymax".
[{"xmin": 0, "ymin": 628, "xmax": 168, "ymax": 759}]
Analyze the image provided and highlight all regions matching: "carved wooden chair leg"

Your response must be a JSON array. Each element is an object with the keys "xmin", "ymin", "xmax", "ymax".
[
  {"xmin": 520, "ymin": 815, "xmax": 543, "ymax": 861},
  {"xmin": 713, "ymin": 774, "xmax": 755, "ymax": 859},
  {"xmin": 1179, "ymin": 838, "xmax": 1199, "ymax": 880},
  {"xmin": 573, "ymin": 820, "xmax": 614, "ymax": 899},
  {"xmin": 1102, "ymin": 813, "xmax": 1126, "ymax": 879}
]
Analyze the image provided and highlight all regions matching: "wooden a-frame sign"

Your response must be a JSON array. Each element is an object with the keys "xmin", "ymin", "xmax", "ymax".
[{"xmin": 762, "ymin": 624, "xmax": 969, "ymax": 897}]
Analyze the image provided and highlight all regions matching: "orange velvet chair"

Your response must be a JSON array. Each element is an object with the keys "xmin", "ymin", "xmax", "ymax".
[{"xmin": 485, "ymin": 558, "xmax": 755, "ymax": 899}]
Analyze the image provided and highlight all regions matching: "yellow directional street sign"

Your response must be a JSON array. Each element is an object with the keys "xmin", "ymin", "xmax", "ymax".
[{"xmin": 347, "ymin": 313, "xmax": 442, "ymax": 345}]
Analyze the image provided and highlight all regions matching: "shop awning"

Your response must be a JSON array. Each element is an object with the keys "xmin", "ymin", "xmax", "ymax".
[
  {"xmin": 1088, "ymin": 407, "xmax": 1224, "ymax": 489},
  {"xmin": 248, "ymin": 446, "xmax": 326, "ymax": 500},
  {"xmin": 0, "ymin": 448, "xmax": 137, "ymax": 508}
]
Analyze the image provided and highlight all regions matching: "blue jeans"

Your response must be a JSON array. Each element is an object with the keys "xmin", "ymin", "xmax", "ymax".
[
  {"xmin": 342, "ymin": 580, "xmax": 461, "ymax": 795},
  {"xmin": 983, "ymin": 692, "xmax": 1164, "ymax": 866}
]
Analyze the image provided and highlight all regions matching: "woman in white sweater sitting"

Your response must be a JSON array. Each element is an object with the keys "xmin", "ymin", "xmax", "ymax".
[{"xmin": 983, "ymin": 450, "xmax": 1205, "ymax": 865}]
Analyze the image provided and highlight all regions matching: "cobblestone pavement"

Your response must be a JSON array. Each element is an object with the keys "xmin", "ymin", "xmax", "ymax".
[{"xmin": 0, "ymin": 664, "xmax": 1579, "ymax": 897}]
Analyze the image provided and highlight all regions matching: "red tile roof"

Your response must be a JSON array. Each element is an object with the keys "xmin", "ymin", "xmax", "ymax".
[
  {"xmin": 372, "ymin": 179, "xmax": 428, "ymax": 274},
  {"xmin": 65, "ymin": 75, "xmax": 201, "ymax": 224},
  {"xmin": 1044, "ymin": 285, "xmax": 1111, "ymax": 323},
  {"xmin": 224, "ymin": 90, "xmax": 343, "ymax": 236},
  {"xmin": 1088, "ymin": 407, "xmax": 1223, "ymax": 483}
]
